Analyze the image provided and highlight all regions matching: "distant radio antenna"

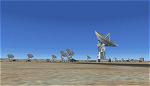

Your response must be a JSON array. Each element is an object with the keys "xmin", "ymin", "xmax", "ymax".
[
  {"xmin": 60, "ymin": 51, "xmax": 67, "ymax": 62},
  {"xmin": 51, "ymin": 54, "xmax": 57, "ymax": 62},
  {"xmin": 27, "ymin": 53, "xmax": 34, "ymax": 62},
  {"xmin": 7, "ymin": 54, "xmax": 14, "ymax": 62},
  {"xmin": 66, "ymin": 49, "xmax": 74, "ymax": 59}
]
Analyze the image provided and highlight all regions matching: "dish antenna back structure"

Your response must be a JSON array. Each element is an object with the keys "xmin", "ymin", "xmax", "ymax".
[{"xmin": 95, "ymin": 31, "xmax": 117, "ymax": 62}]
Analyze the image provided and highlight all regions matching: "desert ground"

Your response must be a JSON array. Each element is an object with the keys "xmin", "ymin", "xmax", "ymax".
[{"xmin": 0, "ymin": 62, "xmax": 149, "ymax": 86}]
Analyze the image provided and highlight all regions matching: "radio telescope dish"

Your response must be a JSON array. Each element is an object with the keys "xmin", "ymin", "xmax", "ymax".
[
  {"xmin": 27, "ymin": 54, "xmax": 34, "ymax": 58},
  {"xmin": 95, "ymin": 31, "xmax": 117, "ymax": 62},
  {"xmin": 60, "ymin": 51, "xmax": 67, "ymax": 57},
  {"xmin": 51, "ymin": 55, "xmax": 57, "ymax": 59},
  {"xmin": 7, "ymin": 54, "xmax": 14, "ymax": 59},
  {"xmin": 66, "ymin": 49, "xmax": 74, "ymax": 57},
  {"xmin": 95, "ymin": 31, "xmax": 117, "ymax": 47}
]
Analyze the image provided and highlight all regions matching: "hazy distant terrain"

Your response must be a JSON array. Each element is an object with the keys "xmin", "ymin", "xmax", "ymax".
[{"xmin": 1, "ymin": 62, "xmax": 149, "ymax": 86}]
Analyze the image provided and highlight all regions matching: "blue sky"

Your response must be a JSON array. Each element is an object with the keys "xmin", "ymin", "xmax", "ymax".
[{"xmin": 1, "ymin": 0, "xmax": 149, "ymax": 60}]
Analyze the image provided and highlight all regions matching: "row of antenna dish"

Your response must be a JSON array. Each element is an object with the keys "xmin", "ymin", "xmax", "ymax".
[{"xmin": 6, "ymin": 49, "xmax": 75, "ymax": 61}]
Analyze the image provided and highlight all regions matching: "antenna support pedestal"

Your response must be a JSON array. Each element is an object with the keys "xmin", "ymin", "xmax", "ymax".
[{"xmin": 97, "ymin": 43, "xmax": 106, "ymax": 62}]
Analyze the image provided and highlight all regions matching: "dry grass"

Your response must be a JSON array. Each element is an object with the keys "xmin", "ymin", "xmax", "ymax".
[{"xmin": 0, "ymin": 62, "xmax": 149, "ymax": 86}]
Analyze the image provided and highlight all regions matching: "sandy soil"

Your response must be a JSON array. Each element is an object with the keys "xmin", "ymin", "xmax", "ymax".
[{"xmin": 0, "ymin": 62, "xmax": 149, "ymax": 86}]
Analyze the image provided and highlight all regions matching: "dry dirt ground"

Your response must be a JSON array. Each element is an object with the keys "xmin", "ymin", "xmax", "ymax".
[{"xmin": 0, "ymin": 62, "xmax": 149, "ymax": 86}]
